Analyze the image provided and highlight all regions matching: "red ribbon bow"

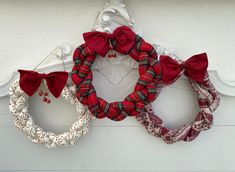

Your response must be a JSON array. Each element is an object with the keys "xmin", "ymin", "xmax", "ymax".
[
  {"xmin": 83, "ymin": 25, "xmax": 136, "ymax": 57},
  {"xmin": 160, "ymin": 53, "xmax": 208, "ymax": 84},
  {"xmin": 18, "ymin": 70, "xmax": 68, "ymax": 98}
]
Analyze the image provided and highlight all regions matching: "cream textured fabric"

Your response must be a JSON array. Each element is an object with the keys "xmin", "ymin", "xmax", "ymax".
[{"xmin": 9, "ymin": 80, "xmax": 92, "ymax": 148}]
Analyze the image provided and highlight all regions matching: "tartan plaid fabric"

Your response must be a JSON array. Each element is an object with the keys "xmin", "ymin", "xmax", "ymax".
[{"xmin": 71, "ymin": 30, "xmax": 162, "ymax": 121}]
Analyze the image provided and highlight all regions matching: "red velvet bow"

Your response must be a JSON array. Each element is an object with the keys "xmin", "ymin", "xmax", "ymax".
[
  {"xmin": 18, "ymin": 70, "xmax": 68, "ymax": 98},
  {"xmin": 83, "ymin": 25, "xmax": 136, "ymax": 57},
  {"xmin": 160, "ymin": 53, "xmax": 208, "ymax": 84}
]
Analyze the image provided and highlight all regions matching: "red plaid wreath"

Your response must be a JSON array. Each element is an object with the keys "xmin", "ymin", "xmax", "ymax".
[
  {"xmin": 71, "ymin": 26, "xmax": 162, "ymax": 121},
  {"xmin": 136, "ymin": 53, "xmax": 220, "ymax": 143}
]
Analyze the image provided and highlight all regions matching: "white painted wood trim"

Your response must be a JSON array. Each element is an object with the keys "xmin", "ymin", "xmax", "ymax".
[{"xmin": 0, "ymin": 0, "xmax": 234, "ymax": 97}]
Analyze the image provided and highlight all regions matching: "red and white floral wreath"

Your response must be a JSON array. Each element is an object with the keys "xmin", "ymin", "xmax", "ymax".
[{"xmin": 137, "ymin": 53, "xmax": 220, "ymax": 144}]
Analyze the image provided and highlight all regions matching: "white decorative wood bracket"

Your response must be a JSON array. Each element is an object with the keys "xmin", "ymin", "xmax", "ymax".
[
  {"xmin": 93, "ymin": 0, "xmax": 134, "ymax": 32},
  {"xmin": 0, "ymin": 0, "xmax": 235, "ymax": 97}
]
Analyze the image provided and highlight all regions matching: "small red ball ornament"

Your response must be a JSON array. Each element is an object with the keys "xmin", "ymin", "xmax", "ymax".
[
  {"xmin": 44, "ymin": 92, "xmax": 48, "ymax": 96},
  {"xmin": 43, "ymin": 97, "xmax": 47, "ymax": 102},
  {"xmin": 47, "ymin": 99, "xmax": 51, "ymax": 104},
  {"xmin": 39, "ymin": 91, "xmax": 43, "ymax": 96}
]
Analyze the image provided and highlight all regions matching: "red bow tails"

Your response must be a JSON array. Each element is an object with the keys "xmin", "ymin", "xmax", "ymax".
[
  {"xmin": 18, "ymin": 70, "xmax": 68, "ymax": 98},
  {"xmin": 83, "ymin": 26, "xmax": 136, "ymax": 57},
  {"xmin": 160, "ymin": 53, "xmax": 208, "ymax": 85}
]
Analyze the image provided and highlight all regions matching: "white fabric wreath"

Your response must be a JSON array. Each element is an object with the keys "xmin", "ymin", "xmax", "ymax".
[{"xmin": 9, "ymin": 80, "xmax": 92, "ymax": 148}]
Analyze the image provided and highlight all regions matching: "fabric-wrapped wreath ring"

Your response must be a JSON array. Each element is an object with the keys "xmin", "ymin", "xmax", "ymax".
[
  {"xmin": 136, "ymin": 53, "xmax": 220, "ymax": 144},
  {"xmin": 71, "ymin": 26, "xmax": 162, "ymax": 121},
  {"xmin": 9, "ymin": 70, "xmax": 92, "ymax": 148}
]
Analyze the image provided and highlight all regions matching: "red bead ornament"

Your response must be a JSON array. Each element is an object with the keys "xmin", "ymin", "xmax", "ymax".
[
  {"xmin": 136, "ymin": 53, "xmax": 220, "ymax": 143},
  {"xmin": 39, "ymin": 91, "xmax": 43, "ymax": 96},
  {"xmin": 43, "ymin": 97, "xmax": 48, "ymax": 102},
  {"xmin": 46, "ymin": 99, "xmax": 51, "ymax": 104},
  {"xmin": 44, "ymin": 92, "xmax": 48, "ymax": 96},
  {"xmin": 71, "ymin": 26, "xmax": 162, "ymax": 121},
  {"xmin": 107, "ymin": 53, "xmax": 117, "ymax": 58}
]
